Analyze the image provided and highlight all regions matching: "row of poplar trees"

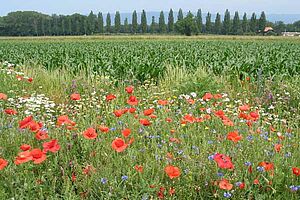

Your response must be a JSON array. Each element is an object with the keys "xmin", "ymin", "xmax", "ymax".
[{"xmin": 0, "ymin": 9, "xmax": 267, "ymax": 36}]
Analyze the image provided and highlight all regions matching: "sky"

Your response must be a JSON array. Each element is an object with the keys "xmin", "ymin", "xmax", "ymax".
[{"xmin": 0, "ymin": 0, "xmax": 300, "ymax": 16}]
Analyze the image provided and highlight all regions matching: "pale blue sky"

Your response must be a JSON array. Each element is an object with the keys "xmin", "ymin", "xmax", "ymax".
[{"xmin": 0, "ymin": 0, "xmax": 299, "ymax": 16}]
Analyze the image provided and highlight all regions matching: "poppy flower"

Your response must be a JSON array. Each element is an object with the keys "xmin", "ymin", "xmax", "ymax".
[
  {"xmin": 83, "ymin": 128, "xmax": 98, "ymax": 139},
  {"xmin": 4, "ymin": 108, "xmax": 17, "ymax": 115},
  {"xmin": 134, "ymin": 165, "xmax": 143, "ymax": 173},
  {"xmin": 250, "ymin": 111, "xmax": 259, "ymax": 121},
  {"xmin": 43, "ymin": 139, "xmax": 60, "ymax": 153},
  {"xmin": 214, "ymin": 153, "xmax": 234, "ymax": 170},
  {"xmin": 14, "ymin": 151, "xmax": 33, "ymax": 165},
  {"xmin": 0, "ymin": 93, "xmax": 8, "ymax": 100},
  {"xmin": 113, "ymin": 109, "xmax": 124, "ymax": 117},
  {"xmin": 122, "ymin": 128, "xmax": 131, "ymax": 137},
  {"xmin": 28, "ymin": 121, "xmax": 43, "ymax": 132},
  {"xmin": 227, "ymin": 131, "xmax": 242, "ymax": 143},
  {"xmin": 183, "ymin": 114, "xmax": 196, "ymax": 123},
  {"xmin": 239, "ymin": 104, "xmax": 250, "ymax": 112},
  {"xmin": 202, "ymin": 93, "xmax": 213, "ymax": 101},
  {"xmin": 222, "ymin": 119, "xmax": 234, "ymax": 126},
  {"xmin": 57, "ymin": 115, "xmax": 76, "ymax": 127},
  {"xmin": 19, "ymin": 116, "xmax": 33, "ymax": 129},
  {"xmin": 144, "ymin": 108, "xmax": 155, "ymax": 116},
  {"xmin": 125, "ymin": 86, "xmax": 134, "ymax": 94},
  {"xmin": 139, "ymin": 118, "xmax": 151, "ymax": 126},
  {"xmin": 165, "ymin": 165, "xmax": 181, "ymax": 179},
  {"xmin": 20, "ymin": 144, "xmax": 31, "ymax": 151},
  {"xmin": 158, "ymin": 100, "xmax": 168, "ymax": 106},
  {"xmin": 214, "ymin": 94, "xmax": 223, "ymax": 99},
  {"xmin": 129, "ymin": 107, "xmax": 136, "ymax": 113},
  {"xmin": 169, "ymin": 187, "xmax": 175, "ymax": 196},
  {"xmin": 214, "ymin": 110, "xmax": 225, "ymax": 118},
  {"xmin": 99, "ymin": 125, "xmax": 109, "ymax": 133},
  {"xmin": 106, "ymin": 94, "xmax": 116, "ymax": 101},
  {"xmin": 70, "ymin": 93, "xmax": 81, "ymax": 101},
  {"xmin": 28, "ymin": 77, "xmax": 33, "ymax": 83},
  {"xmin": 127, "ymin": 96, "xmax": 138, "ymax": 106},
  {"xmin": 83, "ymin": 165, "xmax": 95, "ymax": 175},
  {"xmin": 219, "ymin": 179, "xmax": 233, "ymax": 190},
  {"xmin": 0, "ymin": 158, "xmax": 8, "ymax": 170},
  {"xmin": 274, "ymin": 144, "xmax": 282, "ymax": 152},
  {"xmin": 31, "ymin": 149, "xmax": 47, "ymax": 164},
  {"xmin": 35, "ymin": 130, "xmax": 49, "ymax": 140},
  {"xmin": 292, "ymin": 167, "xmax": 300, "ymax": 176},
  {"xmin": 258, "ymin": 161, "xmax": 274, "ymax": 171},
  {"xmin": 112, "ymin": 138, "xmax": 128, "ymax": 152}
]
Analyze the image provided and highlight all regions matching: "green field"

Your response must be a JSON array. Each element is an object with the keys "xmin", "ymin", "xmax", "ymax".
[{"xmin": 0, "ymin": 36, "xmax": 299, "ymax": 199}]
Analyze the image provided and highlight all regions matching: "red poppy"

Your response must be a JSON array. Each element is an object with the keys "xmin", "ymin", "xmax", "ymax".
[
  {"xmin": 165, "ymin": 165, "xmax": 181, "ymax": 179},
  {"xmin": 292, "ymin": 167, "xmax": 300, "ymax": 176},
  {"xmin": 169, "ymin": 187, "xmax": 175, "ymax": 196},
  {"xmin": 43, "ymin": 139, "xmax": 60, "ymax": 153},
  {"xmin": 112, "ymin": 138, "xmax": 128, "ymax": 152},
  {"xmin": 0, "ymin": 158, "xmax": 8, "ymax": 170},
  {"xmin": 70, "ymin": 93, "xmax": 81, "ymax": 101},
  {"xmin": 127, "ymin": 96, "xmax": 138, "ymax": 106},
  {"xmin": 253, "ymin": 179, "xmax": 260, "ymax": 185},
  {"xmin": 239, "ymin": 104, "xmax": 250, "ymax": 112},
  {"xmin": 214, "ymin": 110, "xmax": 225, "ymax": 118},
  {"xmin": 139, "ymin": 118, "xmax": 151, "ymax": 126},
  {"xmin": 129, "ymin": 107, "xmax": 136, "ymax": 113},
  {"xmin": 202, "ymin": 92, "xmax": 213, "ymax": 101},
  {"xmin": 83, "ymin": 165, "xmax": 95, "ymax": 175},
  {"xmin": 182, "ymin": 114, "xmax": 196, "ymax": 123},
  {"xmin": 28, "ymin": 121, "xmax": 43, "ymax": 132},
  {"xmin": 122, "ymin": 128, "xmax": 131, "ymax": 137},
  {"xmin": 274, "ymin": 144, "xmax": 282, "ymax": 152},
  {"xmin": 223, "ymin": 119, "xmax": 234, "ymax": 126},
  {"xmin": 99, "ymin": 125, "xmax": 109, "ymax": 133},
  {"xmin": 125, "ymin": 86, "xmax": 134, "ymax": 94},
  {"xmin": 31, "ymin": 149, "xmax": 47, "ymax": 164},
  {"xmin": 258, "ymin": 162, "xmax": 274, "ymax": 171},
  {"xmin": 106, "ymin": 94, "xmax": 116, "ymax": 101},
  {"xmin": 19, "ymin": 116, "xmax": 33, "ymax": 129},
  {"xmin": 166, "ymin": 118, "xmax": 172, "ymax": 123},
  {"xmin": 214, "ymin": 153, "xmax": 234, "ymax": 170},
  {"xmin": 214, "ymin": 94, "xmax": 223, "ymax": 99},
  {"xmin": 219, "ymin": 179, "xmax": 233, "ymax": 190},
  {"xmin": 250, "ymin": 111, "xmax": 259, "ymax": 121},
  {"xmin": 4, "ymin": 109, "xmax": 17, "ymax": 115},
  {"xmin": 144, "ymin": 108, "xmax": 155, "ymax": 116},
  {"xmin": 113, "ymin": 109, "xmax": 124, "ymax": 117},
  {"xmin": 83, "ymin": 128, "xmax": 98, "ymax": 139},
  {"xmin": 35, "ymin": 130, "xmax": 49, "ymax": 140},
  {"xmin": 238, "ymin": 182, "xmax": 246, "ymax": 189},
  {"xmin": 134, "ymin": 165, "xmax": 143, "ymax": 173},
  {"xmin": 158, "ymin": 100, "xmax": 168, "ymax": 106},
  {"xmin": 57, "ymin": 115, "xmax": 76, "ymax": 127},
  {"xmin": 20, "ymin": 144, "xmax": 31, "ymax": 151},
  {"xmin": 0, "ymin": 93, "xmax": 8, "ymax": 100},
  {"xmin": 14, "ymin": 151, "xmax": 33, "ymax": 165},
  {"xmin": 227, "ymin": 131, "xmax": 242, "ymax": 143}
]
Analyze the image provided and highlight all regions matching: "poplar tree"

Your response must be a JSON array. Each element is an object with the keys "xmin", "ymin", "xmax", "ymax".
[
  {"xmin": 132, "ymin": 10, "xmax": 138, "ymax": 33},
  {"xmin": 242, "ymin": 13, "xmax": 248, "ymax": 33},
  {"xmin": 205, "ymin": 12, "xmax": 212, "ymax": 33},
  {"xmin": 168, "ymin": 9, "xmax": 174, "ymax": 32},
  {"xmin": 232, "ymin": 11, "xmax": 240, "ymax": 34},
  {"xmin": 98, "ymin": 12, "xmax": 104, "ymax": 33},
  {"xmin": 223, "ymin": 9, "xmax": 231, "ymax": 35},
  {"xmin": 114, "ymin": 11, "xmax": 121, "ymax": 33},
  {"xmin": 150, "ymin": 16, "xmax": 156, "ymax": 33},
  {"xmin": 258, "ymin": 11, "xmax": 267, "ymax": 31},
  {"xmin": 250, "ymin": 13, "xmax": 257, "ymax": 33},
  {"xmin": 124, "ymin": 18, "xmax": 129, "ymax": 33},
  {"xmin": 196, "ymin": 9, "xmax": 203, "ymax": 33},
  {"xmin": 177, "ymin": 8, "xmax": 183, "ymax": 21},
  {"xmin": 214, "ymin": 13, "xmax": 222, "ymax": 34},
  {"xmin": 141, "ymin": 10, "xmax": 147, "ymax": 33},
  {"xmin": 159, "ymin": 11, "xmax": 166, "ymax": 33},
  {"xmin": 106, "ymin": 13, "xmax": 111, "ymax": 33}
]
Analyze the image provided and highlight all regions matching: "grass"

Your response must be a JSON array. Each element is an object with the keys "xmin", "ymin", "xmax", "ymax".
[{"xmin": 0, "ymin": 37, "xmax": 299, "ymax": 199}]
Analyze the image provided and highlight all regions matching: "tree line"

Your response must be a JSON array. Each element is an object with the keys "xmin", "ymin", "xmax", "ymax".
[{"xmin": 0, "ymin": 9, "xmax": 299, "ymax": 36}]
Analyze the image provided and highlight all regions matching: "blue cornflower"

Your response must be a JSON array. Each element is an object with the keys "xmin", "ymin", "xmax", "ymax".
[
  {"xmin": 121, "ymin": 175, "xmax": 128, "ymax": 181},
  {"xmin": 257, "ymin": 166, "xmax": 265, "ymax": 172},
  {"xmin": 290, "ymin": 185, "xmax": 299, "ymax": 192},
  {"xmin": 217, "ymin": 172, "xmax": 224, "ymax": 177},
  {"xmin": 101, "ymin": 178, "xmax": 107, "ymax": 184},
  {"xmin": 224, "ymin": 192, "xmax": 232, "ymax": 198},
  {"xmin": 244, "ymin": 161, "xmax": 252, "ymax": 166}
]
